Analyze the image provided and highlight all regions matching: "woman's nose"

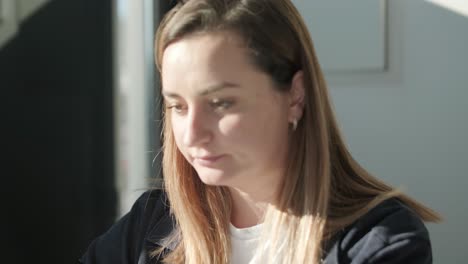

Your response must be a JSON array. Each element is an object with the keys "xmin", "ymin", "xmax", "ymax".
[{"xmin": 183, "ymin": 108, "xmax": 212, "ymax": 147}]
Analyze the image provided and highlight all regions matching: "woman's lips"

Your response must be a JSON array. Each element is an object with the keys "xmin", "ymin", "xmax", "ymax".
[{"xmin": 192, "ymin": 155, "xmax": 225, "ymax": 167}]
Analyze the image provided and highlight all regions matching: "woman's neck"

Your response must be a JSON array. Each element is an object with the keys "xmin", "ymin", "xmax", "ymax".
[{"xmin": 228, "ymin": 186, "xmax": 276, "ymax": 228}]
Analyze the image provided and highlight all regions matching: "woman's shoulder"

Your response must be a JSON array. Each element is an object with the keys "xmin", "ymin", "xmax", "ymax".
[
  {"xmin": 324, "ymin": 198, "xmax": 433, "ymax": 264},
  {"xmin": 79, "ymin": 189, "xmax": 172, "ymax": 264},
  {"xmin": 134, "ymin": 189, "xmax": 171, "ymax": 220},
  {"xmin": 117, "ymin": 189, "xmax": 172, "ymax": 239}
]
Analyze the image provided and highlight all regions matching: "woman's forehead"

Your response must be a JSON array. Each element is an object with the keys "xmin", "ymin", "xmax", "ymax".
[
  {"xmin": 162, "ymin": 31, "xmax": 247, "ymax": 68},
  {"xmin": 161, "ymin": 32, "xmax": 265, "ymax": 95}
]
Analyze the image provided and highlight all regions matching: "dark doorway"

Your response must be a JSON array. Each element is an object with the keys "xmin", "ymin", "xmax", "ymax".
[{"xmin": 1, "ymin": 0, "xmax": 115, "ymax": 263}]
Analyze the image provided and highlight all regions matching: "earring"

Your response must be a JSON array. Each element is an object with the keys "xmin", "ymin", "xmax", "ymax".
[{"xmin": 292, "ymin": 119, "xmax": 298, "ymax": 131}]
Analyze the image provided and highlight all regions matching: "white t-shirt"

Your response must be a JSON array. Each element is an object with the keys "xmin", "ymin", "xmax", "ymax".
[{"xmin": 229, "ymin": 223, "xmax": 263, "ymax": 264}]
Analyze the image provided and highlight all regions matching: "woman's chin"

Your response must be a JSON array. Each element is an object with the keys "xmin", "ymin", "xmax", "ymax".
[{"xmin": 196, "ymin": 168, "xmax": 231, "ymax": 186}]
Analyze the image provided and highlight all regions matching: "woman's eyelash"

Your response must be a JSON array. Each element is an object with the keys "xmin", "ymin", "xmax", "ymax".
[
  {"xmin": 165, "ymin": 99, "xmax": 234, "ymax": 114},
  {"xmin": 166, "ymin": 104, "xmax": 185, "ymax": 113},
  {"xmin": 210, "ymin": 99, "xmax": 234, "ymax": 110}
]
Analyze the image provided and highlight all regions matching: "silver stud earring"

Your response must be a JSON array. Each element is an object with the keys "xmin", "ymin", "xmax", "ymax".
[{"xmin": 292, "ymin": 119, "xmax": 298, "ymax": 131}]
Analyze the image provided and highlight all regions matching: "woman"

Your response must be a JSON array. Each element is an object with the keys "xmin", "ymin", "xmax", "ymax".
[{"xmin": 80, "ymin": 0, "xmax": 441, "ymax": 263}]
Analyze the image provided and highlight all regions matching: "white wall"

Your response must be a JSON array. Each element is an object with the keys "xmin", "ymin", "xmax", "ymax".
[
  {"xmin": 113, "ymin": 0, "xmax": 155, "ymax": 216},
  {"xmin": 324, "ymin": 1, "xmax": 468, "ymax": 263}
]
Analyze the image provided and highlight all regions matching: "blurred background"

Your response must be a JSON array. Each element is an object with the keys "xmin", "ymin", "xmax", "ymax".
[{"xmin": 1, "ymin": 0, "xmax": 467, "ymax": 263}]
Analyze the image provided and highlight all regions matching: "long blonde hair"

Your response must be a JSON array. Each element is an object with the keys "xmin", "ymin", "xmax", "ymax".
[{"xmin": 153, "ymin": 0, "xmax": 441, "ymax": 263}]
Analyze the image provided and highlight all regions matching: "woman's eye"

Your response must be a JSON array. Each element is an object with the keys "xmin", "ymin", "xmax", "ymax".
[
  {"xmin": 210, "ymin": 99, "xmax": 234, "ymax": 111},
  {"xmin": 166, "ymin": 104, "xmax": 185, "ymax": 113}
]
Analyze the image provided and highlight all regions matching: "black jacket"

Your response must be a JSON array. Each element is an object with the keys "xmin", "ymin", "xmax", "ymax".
[{"xmin": 79, "ymin": 190, "xmax": 433, "ymax": 263}]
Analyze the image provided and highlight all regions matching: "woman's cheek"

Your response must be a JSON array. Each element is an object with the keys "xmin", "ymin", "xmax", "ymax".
[{"xmin": 218, "ymin": 114, "xmax": 244, "ymax": 137}]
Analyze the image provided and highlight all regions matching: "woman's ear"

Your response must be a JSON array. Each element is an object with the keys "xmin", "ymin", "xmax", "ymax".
[{"xmin": 288, "ymin": 70, "xmax": 305, "ymax": 123}]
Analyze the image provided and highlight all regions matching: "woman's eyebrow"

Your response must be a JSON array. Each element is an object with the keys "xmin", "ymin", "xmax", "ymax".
[
  {"xmin": 162, "ymin": 81, "xmax": 240, "ymax": 98},
  {"xmin": 161, "ymin": 91, "xmax": 180, "ymax": 99},
  {"xmin": 198, "ymin": 82, "xmax": 240, "ymax": 96}
]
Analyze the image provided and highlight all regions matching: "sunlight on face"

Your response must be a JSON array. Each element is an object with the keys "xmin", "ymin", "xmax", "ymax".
[{"xmin": 161, "ymin": 32, "xmax": 292, "ymax": 191}]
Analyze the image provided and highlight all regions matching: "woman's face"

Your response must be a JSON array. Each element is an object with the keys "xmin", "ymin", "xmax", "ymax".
[{"xmin": 161, "ymin": 32, "xmax": 292, "ymax": 191}]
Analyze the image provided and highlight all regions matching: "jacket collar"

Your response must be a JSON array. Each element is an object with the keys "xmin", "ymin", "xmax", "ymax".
[{"xmin": 146, "ymin": 209, "xmax": 179, "ymax": 250}]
